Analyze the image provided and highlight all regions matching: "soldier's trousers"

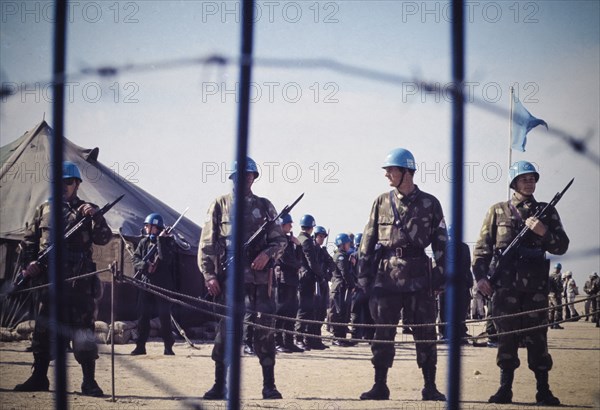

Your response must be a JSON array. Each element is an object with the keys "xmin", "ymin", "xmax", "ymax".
[
  {"xmin": 329, "ymin": 286, "xmax": 351, "ymax": 337},
  {"xmin": 548, "ymin": 292, "xmax": 563, "ymax": 323},
  {"xmin": 275, "ymin": 282, "xmax": 299, "ymax": 345},
  {"xmin": 212, "ymin": 283, "xmax": 276, "ymax": 367},
  {"xmin": 438, "ymin": 290, "xmax": 470, "ymax": 338},
  {"xmin": 135, "ymin": 290, "xmax": 174, "ymax": 347},
  {"xmin": 351, "ymin": 289, "xmax": 374, "ymax": 339},
  {"xmin": 492, "ymin": 288, "xmax": 552, "ymax": 371},
  {"xmin": 369, "ymin": 289, "xmax": 437, "ymax": 369},
  {"xmin": 314, "ymin": 281, "xmax": 329, "ymax": 337},
  {"xmin": 295, "ymin": 280, "xmax": 317, "ymax": 341},
  {"xmin": 32, "ymin": 279, "xmax": 98, "ymax": 364}
]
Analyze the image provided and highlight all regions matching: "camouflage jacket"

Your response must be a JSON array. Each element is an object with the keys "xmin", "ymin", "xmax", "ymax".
[
  {"xmin": 548, "ymin": 272, "xmax": 564, "ymax": 295},
  {"xmin": 132, "ymin": 235, "xmax": 177, "ymax": 289},
  {"xmin": 274, "ymin": 234, "xmax": 303, "ymax": 286},
  {"xmin": 472, "ymin": 193, "xmax": 569, "ymax": 292},
  {"xmin": 197, "ymin": 192, "xmax": 287, "ymax": 285},
  {"xmin": 298, "ymin": 231, "xmax": 323, "ymax": 282},
  {"xmin": 331, "ymin": 249, "xmax": 355, "ymax": 292},
  {"xmin": 358, "ymin": 185, "xmax": 447, "ymax": 293},
  {"xmin": 22, "ymin": 197, "xmax": 112, "ymax": 278}
]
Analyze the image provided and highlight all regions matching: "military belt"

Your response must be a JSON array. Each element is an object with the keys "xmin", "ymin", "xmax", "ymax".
[{"xmin": 383, "ymin": 246, "xmax": 425, "ymax": 259}]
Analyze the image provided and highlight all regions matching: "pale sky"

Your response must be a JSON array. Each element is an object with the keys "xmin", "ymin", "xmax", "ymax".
[{"xmin": 1, "ymin": 1, "xmax": 598, "ymax": 285}]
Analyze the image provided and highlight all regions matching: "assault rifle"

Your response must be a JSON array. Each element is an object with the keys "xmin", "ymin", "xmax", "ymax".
[
  {"xmin": 133, "ymin": 207, "xmax": 189, "ymax": 281},
  {"xmin": 487, "ymin": 178, "xmax": 574, "ymax": 283},
  {"xmin": 223, "ymin": 193, "xmax": 304, "ymax": 270},
  {"xmin": 13, "ymin": 194, "xmax": 125, "ymax": 288}
]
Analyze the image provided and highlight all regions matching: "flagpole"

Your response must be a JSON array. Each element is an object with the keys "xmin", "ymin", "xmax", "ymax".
[{"xmin": 507, "ymin": 85, "xmax": 514, "ymax": 200}]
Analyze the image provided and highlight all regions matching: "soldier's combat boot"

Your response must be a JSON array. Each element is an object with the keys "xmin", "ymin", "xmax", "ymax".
[
  {"xmin": 203, "ymin": 362, "xmax": 227, "ymax": 400},
  {"xmin": 14, "ymin": 356, "xmax": 50, "ymax": 392},
  {"xmin": 81, "ymin": 360, "xmax": 104, "ymax": 397},
  {"xmin": 261, "ymin": 365, "xmax": 283, "ymax": 399},
  {"xmin": 488, "ymin": 369, "xmax": 514, "ymax": 404},
  {"xmin": 130, "ymin": 344, "xmax": 146, "ymax": 355},
  {"xmin": 535, "ymin": 370, "xmax": 560, "ymax": 406},
  {"xmin": 421, "ymin": 365, "xmax": 446, "ymax": 401},
  {"xmin": 360, "ymin": 366, "xmax": 390, "ymax": 400}
]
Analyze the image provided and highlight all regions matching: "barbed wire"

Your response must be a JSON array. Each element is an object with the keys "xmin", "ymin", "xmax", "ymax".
[
  {"xmin": 1, "ymin": 54, "xmax": 597, "ymax": 164},
  {"xmin": 117, "ymin": 274, "xmax": 600, "ymax": 346},
  {"xmin": 7, "ymin": 269, "xmax": 598, "ymax": 343}
]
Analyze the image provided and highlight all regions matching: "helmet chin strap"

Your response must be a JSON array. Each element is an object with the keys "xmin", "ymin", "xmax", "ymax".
[{"xmin": 396, "ymin": 168, "xmax": 406, "ymax": 190}]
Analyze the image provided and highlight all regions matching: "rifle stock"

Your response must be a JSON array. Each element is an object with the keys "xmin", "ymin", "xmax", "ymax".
[
  {"xmin": 224, "ymin": 193, "xmax": 304, "ymax": 270},
  {"xmin": 487, "ymin": 178, "xmax": 574, "ymax": 283}
]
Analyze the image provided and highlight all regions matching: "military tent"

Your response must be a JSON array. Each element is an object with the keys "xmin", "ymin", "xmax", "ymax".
[{"xmin": 0, "ymin": 121, "xmax": 205, "ymax": 328}]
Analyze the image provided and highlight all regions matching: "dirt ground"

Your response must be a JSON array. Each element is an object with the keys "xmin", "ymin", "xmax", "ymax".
[{"xmin": 1, "ymin": 320, "xmax": 599, "ymax": 410}]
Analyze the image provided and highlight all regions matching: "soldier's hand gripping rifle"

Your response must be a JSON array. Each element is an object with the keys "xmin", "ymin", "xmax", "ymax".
[
  {"xmin": 133, "ymin": 207, "xmax": 189, "ymax": 281},
  {"xmin": 12, "ymin": 194, "xmax": 125, "ymax": 289},
  {"xmin": 223, "ymin": 193, "xmax": 304, "ymax": 271},
  {"xmin": 487, "ymin": 178, "xmax": 574, "ymax": 284}
]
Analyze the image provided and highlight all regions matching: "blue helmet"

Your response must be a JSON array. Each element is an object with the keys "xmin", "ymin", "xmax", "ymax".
[
  {"xmin": 554, "ymin": 263, "xmax": 562, "ymax": 270},
  {"xmin": 354, "ymin": 233, "xmax": 363, "ymax": 246},
  {"xmin": 300, "ymin": 214, "xmax": 316, "ymax": 228},
  {"xmin": 144, "ymin": 213, "xmax": 164, "ymax": 229},
  {"xmin": 314, "ymin": 226, "xmax": 328, "ymax": 237},
  {"xmin": 335, "ymin": 233, "xmax": 352, "ymax": 247},
  {"xmin": 63, "ymin": 161, "xmax": 82, "ymax": 181},
  {"xmin": 382, "ymin": 148, "xmax": 416, "ymax": 170},
  {"xmin": 509, "ymin": 161, "xmax": 539, "ymax": 187},
  {"xmin": 281, "ymin": 214, "xmax": 293, "ymax": 225},
  {"xmin": 229, "ymin": 156, "xmax": 259, "ymax": 180}
]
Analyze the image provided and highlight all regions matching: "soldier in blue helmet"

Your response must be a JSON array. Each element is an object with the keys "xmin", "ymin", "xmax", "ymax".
[
  {"xmin": 131, "ymin": 213, "xmax": 177, "ymax": 356},
  {"xmin": 329, "ymin": 233, "xmax": 357, "ymax": 346},
  {"xmin": 294, "ymin": 214, "xmax": 328, "ymax": 350},
  {"xmin": 473, "ymin": 161, "xmax": 569, "ymax": 405},
  {"xmin": 14, "ymin": 161, "xmax": 112, "ymax": 396},
  {"xmin": 358, "ymin": 148, "xmax": 447, "ymax": 401},
  {"xmin": 198, "ymin": 156, "xmax": 287, "ymax": 400},
  {"xmin": 313, "ymin": 226, "xmax": 335, "ymax": 346},
  {"xmin": 273, "ymin": 214, "xmax": 304, "ymax": 353}
]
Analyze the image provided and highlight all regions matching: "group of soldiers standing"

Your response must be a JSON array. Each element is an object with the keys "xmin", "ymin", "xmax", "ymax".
[
  {"xmin": 12, "ymin": 146, "xmax": 585, "ymax": 406},
  {"xmin": 548, "ymin": 263, "xmax": 599, "ymax": 328}
]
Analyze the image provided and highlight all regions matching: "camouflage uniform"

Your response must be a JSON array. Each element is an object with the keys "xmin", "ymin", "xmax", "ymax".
[
  {"xmin": 198, "ymin": 192, "xmax": 287, "ymax": 368},
  {"xmin": 22, "ymin": 198, "xmax": 111, "ymax": 365},
  {"xmin": 295, "ymin": 231, "xmax": 324, "ymax": 346},
  {"xmin": 548, "ymin": 270, "xmax": 564, "ymax": 326},
  {"xmin": 329, "ymin": 248, "xmax": 355, "ymax": 338},
  {"xmin": 132, "ymin": 234, "xmax": 177, "ymax": 353},
  {"xmin": 583, "ymin": 274, "xmax": 599, "ymax": 323},
  {"xmin": 274, "ymin": 233, "xmax": 303, "ymax": 348},
  {"xmin": 472, "ymin": 194, "xmax": 569, "ymax": 373},
  {"xmin": 359, "ymin": 186, "xmax": 447, "ymax": 371}
]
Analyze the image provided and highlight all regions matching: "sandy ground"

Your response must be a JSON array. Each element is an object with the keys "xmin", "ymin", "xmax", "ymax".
[{"xmin": 1, "ymin": 320, "xmax": 599, "ymax": 410}]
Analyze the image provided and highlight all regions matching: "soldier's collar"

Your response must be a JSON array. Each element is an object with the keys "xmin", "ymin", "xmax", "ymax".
[
  {"xmin": 394, "ymin": 185, "xmax": 420, "ymax": 201},
  {"xmin": 511, "ymin": 193, "xmax": 536, "ymax": 207}
]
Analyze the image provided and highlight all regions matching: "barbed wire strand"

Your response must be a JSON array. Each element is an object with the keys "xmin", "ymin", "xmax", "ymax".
[
  {"xmin": 118, "ymin": 274, "xmax": 600, "ymax": 346},
  {"xmin": 1, "ymin": 54, "xmax": 596, "ymax": 164}
]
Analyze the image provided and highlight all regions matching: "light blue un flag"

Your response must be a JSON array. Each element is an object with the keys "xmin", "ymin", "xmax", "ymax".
[{"xmin": 511, "ymin": 95, "xmax": 548, "ymax": 152}]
